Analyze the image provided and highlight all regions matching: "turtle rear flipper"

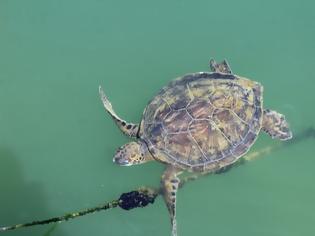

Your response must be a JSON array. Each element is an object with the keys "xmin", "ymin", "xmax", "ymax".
[
  {"xmin": 209, "ymin": 59, "xmax": 232, "ymax": 74},
  {"xmin": 161, "ymin": 166, "xmax": 182, "ymax": 236},
  {"xmin": 99, "ymin": 86, "xmax": 139, "ymax": 137},
  {"xmin": 262, "ymin": 109, "xmax": 292, "ymax": 140}
]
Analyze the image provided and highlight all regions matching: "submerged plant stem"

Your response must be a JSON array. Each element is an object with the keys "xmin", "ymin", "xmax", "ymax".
[
  {"xmin": 0, "ymin": 127, "xmax": 314, "ymax": 233},
  {"xmin": 0, "ymin": 200, "xmax": 120, "ymax": 232}
]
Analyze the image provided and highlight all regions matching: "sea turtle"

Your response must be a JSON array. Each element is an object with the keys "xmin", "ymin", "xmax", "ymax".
[{"xmin": 99, "ymin": 59, "xmax": 292, "ymax": 236}]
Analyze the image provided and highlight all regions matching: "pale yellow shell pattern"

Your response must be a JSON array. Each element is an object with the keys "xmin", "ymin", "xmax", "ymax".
[{"xmin": 140, "ymin": 72, "xmax": 263, "ymax": 172}]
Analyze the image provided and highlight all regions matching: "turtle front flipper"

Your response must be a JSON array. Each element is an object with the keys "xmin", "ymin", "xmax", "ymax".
[
  {"xmin": 262, "ymin": 109, "xmax": 293, "ymax": 140},
  {"xmin": 99, "ymin": 86, "xmax": 139, "ymax": 137},
  {"xmin": 161, "ymin": 165, "xmax": 182, "ymax": 236},
  {"xmin": 209, "ymin": 59, "xmax": 232, "ymax": 74}
]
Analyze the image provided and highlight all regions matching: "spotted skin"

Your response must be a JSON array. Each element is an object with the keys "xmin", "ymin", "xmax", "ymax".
[
  {"xmin": 99, "ymin": 86, "xmax": 139, "ymax": 137},
  {"xmin": 210, "ymin": 59, "xmax": 232, "ymax": 74},
  {"xmin": 262, "ymin": 109, "xmax": 292, "ymax": 140},
  {"xmin": 140, "ymin": 72, "xmax": 263, "ymax": 172},
  {"xmin": 161, "ymin": 166, "xmax": 181, "ymax": 236}
]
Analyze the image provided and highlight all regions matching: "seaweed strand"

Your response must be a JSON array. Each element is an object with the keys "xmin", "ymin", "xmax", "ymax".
[{"xmin": 0, "ymin": 200, "xmax": 120, "ymax": 232}]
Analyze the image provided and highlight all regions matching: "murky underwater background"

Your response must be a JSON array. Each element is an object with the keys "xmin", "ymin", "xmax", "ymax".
[{"xmin": 0, "ymin": 0, "xmax": 314, "ymax": 235}]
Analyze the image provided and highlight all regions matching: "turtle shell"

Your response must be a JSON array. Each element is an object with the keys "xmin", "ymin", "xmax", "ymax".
[{"xmin": 140, "ymin": 72, "xmax": 263, "ymax": 172}]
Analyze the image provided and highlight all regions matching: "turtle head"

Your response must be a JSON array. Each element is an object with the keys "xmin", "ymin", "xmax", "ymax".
[{"xmin": 113, "ymin": 141, "xmax": 152, "ymax": 166}]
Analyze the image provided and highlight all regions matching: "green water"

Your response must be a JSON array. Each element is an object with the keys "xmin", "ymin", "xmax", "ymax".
[{"xmin": 0, "ymin": 0, "xmax": 314, "ymax": 235}]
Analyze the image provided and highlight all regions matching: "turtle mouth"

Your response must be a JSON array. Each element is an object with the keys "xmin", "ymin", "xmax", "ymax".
[
  {"xmin": 113, "ymin": 156, "xmax": 131, "ymax": 166},
  {"xmin": 280, "ymin": 130, "xmax": 293, "ymax": 141}
]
